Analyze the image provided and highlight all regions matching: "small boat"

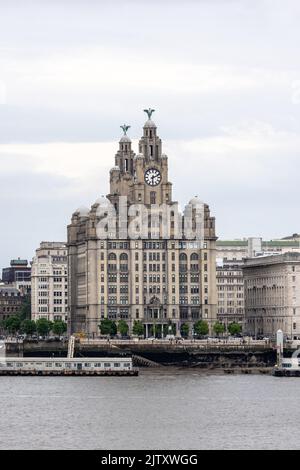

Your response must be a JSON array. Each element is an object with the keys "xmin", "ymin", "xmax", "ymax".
[
  {"xmin": 273, "ymin": 358, "xmax": 300, "ymax": 377},
  {"xmin": 0, "ymin": 357, "xmax": 138, "ymax": 376}
]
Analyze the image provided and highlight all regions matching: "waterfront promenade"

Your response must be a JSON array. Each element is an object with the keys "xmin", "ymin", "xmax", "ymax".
[{"xmin": 3, "ymin": 337, "xmax": 276, "ymax": 369}]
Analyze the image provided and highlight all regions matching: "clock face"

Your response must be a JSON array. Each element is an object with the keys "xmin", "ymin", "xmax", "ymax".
[{"xmin": 144, "ymin": 168, "xmax": 162, "ymax": 186}]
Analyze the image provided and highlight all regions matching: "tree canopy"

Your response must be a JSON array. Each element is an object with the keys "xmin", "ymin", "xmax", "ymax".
[
  {"xmin": 52, "ymin": 320, "xmax": 67, "ymax": 336},
  {"xmin": 4, "ymin": 316, "xmax": 21, "ymax": 334},
  {"xmin": 21, "ymin": 319, "xmax": 36, "ymax": 336},
  {"xmin": 180, "ymin": 323, "xmax": 190, "ymax": 337},
  {"xmin": 36, "ymin": 318, "xmax": 52, "ymax": 337},
  {"xmin": 99, "ymin": 319, "xmax": 117, "ymax": 336},
  {"xmin": 228, "ymin": 322, "xmax": 242, "ymax": 336},
  {"xmin": 132, "ymin": 320, "xmax": 144, "ymax": 336},
  {"xmin": 118, "ymin": 320, "xmax": 129, "ymax": 337},
  {"xmin": 213, "ymin": 322, "xmax": 225, "ymax": 336},
  {"xmin": 194, "ymin": 320, "xmax": 209, "ymax": 336}
]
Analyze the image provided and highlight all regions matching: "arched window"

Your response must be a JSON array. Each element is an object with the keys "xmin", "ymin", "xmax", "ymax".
[
  {"xmin": 179, "ymin": 253, "xmax": 187, "ymax": 262},
  {"xmin": 120, "ymin": 253, "xmax": 128, "ymax": 261},
  {"xmin": 190, "ymin": 253, "xmax": 199, "ymax": 261},
  {"xmin": 108, "ymin": 253, "xmax": 117, "ymax": 261}
]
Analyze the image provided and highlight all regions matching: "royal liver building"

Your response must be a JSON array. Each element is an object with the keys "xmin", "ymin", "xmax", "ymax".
[{"xmin": 68, "ymin": 110, "xmax": 217, "ymax": 336}]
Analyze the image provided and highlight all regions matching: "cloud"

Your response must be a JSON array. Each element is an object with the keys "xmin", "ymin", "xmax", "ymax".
[
  {"xmin": 0, "ymin": 119, "xmax": 299, "ymax": 269},
  {"xmin": 0, "ymin": 0, "xmax": 300, "ymax": 268}
]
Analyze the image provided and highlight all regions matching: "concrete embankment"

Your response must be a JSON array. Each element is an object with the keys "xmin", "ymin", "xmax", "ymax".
[{"xmin": 5, "ymin": 340, "xmax": 277, "ymax": 370}]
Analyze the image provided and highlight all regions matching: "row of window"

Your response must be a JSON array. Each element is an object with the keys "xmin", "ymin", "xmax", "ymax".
[
  {"xmin": 218, "ymin": 293, "xmax": 244, "ymax": 298},
  {"xmin": 104, "ymin": 274, "xmax": 208, "ymax": 285},
  {"xmin": 218, "ymin": 286, "xmax": 243, "ymax": 291},
  {"xmin": 105, "ymin": 252, "xmax": 203, "ymax": 261},
  {"xmin": 104, "ymin": 241, "xmax": 207, "ymax": 251},
  {"xmin": 218, "ymin": 301, "xmax": 244, "ymax": 306},
  {"xmin": 0, "ymin": 307, "xmax": 19, "ymax": 313},
  {"xmin": 218, "ymin": 308, "xmax": 244, "ymax": 314},
  {"xmin": 180, "ymin": 286, "xmax": 200, "ymax": 294}
]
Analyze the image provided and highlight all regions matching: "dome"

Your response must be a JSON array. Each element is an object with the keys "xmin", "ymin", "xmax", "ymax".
[
  {"xmin": 161, "ymin": 153, "xmax": 168, "ymax": 159},
  {"xmin": 74, "ymin": 206, "xmax": 89, "ymax": 217},
  {"xmin": 188, "ymin": 196, "xmax": 203, "ymax": 206},
  {"xmin": 120, "ymin": 135, "xmax": 131, "ymax": 143},
  {"xmin": 144, "ymin": 119, "xmax": 156, "ymax": 128},
  {"xmin": 134, "ymin": 153, "xmax": 144, "ymax": 160},
  {"xmin": 95, "ymin": 196, "xmax": 110, "ymax": 207},
  {"xmin": 110, "ymin": 166, "xmax": 120, "ymax": 172}
]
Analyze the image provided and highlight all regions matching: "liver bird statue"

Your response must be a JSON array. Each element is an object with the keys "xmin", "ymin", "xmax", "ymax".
[
  {"xmin": 120, "ymin": 124, "xmax": 130, "ymax": 135},
  {"xmin": 143, "ymin": 108, "xmax": 155, "ymax": 120}
]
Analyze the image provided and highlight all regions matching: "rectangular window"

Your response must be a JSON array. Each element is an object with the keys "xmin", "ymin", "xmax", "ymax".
[{"xmin": 150, "ymin": 192, "xmax": 156, "ymax": 204}]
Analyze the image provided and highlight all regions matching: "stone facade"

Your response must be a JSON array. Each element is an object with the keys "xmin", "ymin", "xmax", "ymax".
[
  {"xmin": 216, "ymin": 260, "xmax": 244, "ymax": 327},
  {"xmin": 243, "ymin": 252, "xmax": 300, "ymax": 338},
  {"xmin": 67, "ymin": 113, "xmax": 217, "ymax": 336},
  {"xmin": 0, "ymin": 286, "xmax": 25, "ymax": 322},
  {"xmin": 31, "ymin": 242, "xmax": 68, "ymax": 322},
  {"xmin": 215, "ymin": 237, "xmax": 300, "ymax": 329}
]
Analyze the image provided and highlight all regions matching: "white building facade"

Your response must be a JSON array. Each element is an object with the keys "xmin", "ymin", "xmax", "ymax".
[
  {"xmin": 243, "ymin": 253, "xmax": 300, "ymax": 338},
  {"xmin": 216, "ymin": 259, "xmax": 244, "ymax": 327},
  {"xmin": 31, "ymin": 242, "xmax": 68, "ymax": 323}
]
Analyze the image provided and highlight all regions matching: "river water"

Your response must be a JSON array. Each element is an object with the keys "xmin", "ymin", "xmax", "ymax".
[{"xmin": 0, "ymin": 369, "xmax": 299, "ymax": 450}]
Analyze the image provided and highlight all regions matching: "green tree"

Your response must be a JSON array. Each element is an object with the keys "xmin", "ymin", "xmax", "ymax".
[
  {"xmin": 20, "ymin": 319, "xmax": 36, "ymax": 336},
  {"xmin": 99, "ymin": 319, "xmax": 117, "ymax": 336},
  {"xmin": 180, "ymin": 323, "xmax": 190, "ymax": 338},
  {"xmin": 194, "ymin": 320, "xmax": 209, "ymax": 337},
  {"xmin": 118, "ymin": 320, "xmax": 129, "ymax": 337},
  {"xmin": 4, "ymin": 315, "xmax": 21, "ymax": 334},
  {"xmin": 36, "ymin": 318, "xmax": 52, "ymax": 337},
  {"xmin": 213, "ymin": 321, "xmax": 225, "ymax": 336},
  {"xmin": 228, "ymin": 322, "xmax": 242, "ymax": 336},
  {"xmin": 52, "ymin": 320, "xmax": 67, "ymax": 336},
  {"xmin": 17, "ymin": 296, "xmax": 31, "ymax": 321},
  {"xmin": 132, "ymin": 320, "xmax": 144, "ymax": 336}
]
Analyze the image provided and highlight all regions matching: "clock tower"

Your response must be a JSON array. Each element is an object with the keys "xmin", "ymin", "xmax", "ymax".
[
  {"xmin": 68, "ymin": 109, "xmax": 217, "ymax": 337},
  {"xmin": 109, "ymin": 109, "xmax": 173, "ymax": 208}
]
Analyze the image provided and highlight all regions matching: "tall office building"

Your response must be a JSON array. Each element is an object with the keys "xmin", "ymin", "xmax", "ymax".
[
  {"xmin": 68, "ymin": 111, "xmax": 217, "ymax": 336},
  {"xmin": 31, "ymin": 242, "xmax": 68, "ymax": 322},
  {"xmin": 2, "ymin": 258, "xmax": 31, "ymax": 293}
]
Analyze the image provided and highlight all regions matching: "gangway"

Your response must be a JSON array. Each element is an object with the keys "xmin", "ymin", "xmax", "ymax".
[{"xmin": 67, "ymin": 335, "xmax": 76, "ymax": 358}]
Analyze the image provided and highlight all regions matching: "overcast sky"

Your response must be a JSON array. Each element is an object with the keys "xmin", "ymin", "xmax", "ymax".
[{"xmin": 0, "ymin": 0, "xmax": 300, "ymax": 269}]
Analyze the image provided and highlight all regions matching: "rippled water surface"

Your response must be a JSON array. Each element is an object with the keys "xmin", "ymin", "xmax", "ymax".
[{"xmin": 1, "ymin": 369, "xmax": 300, "ymax": 449}]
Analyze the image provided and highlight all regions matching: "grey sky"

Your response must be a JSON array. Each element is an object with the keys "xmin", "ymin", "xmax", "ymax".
[{"xmin": 0, "ymin": 0, "xmax": 300, "ymax": 269}]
